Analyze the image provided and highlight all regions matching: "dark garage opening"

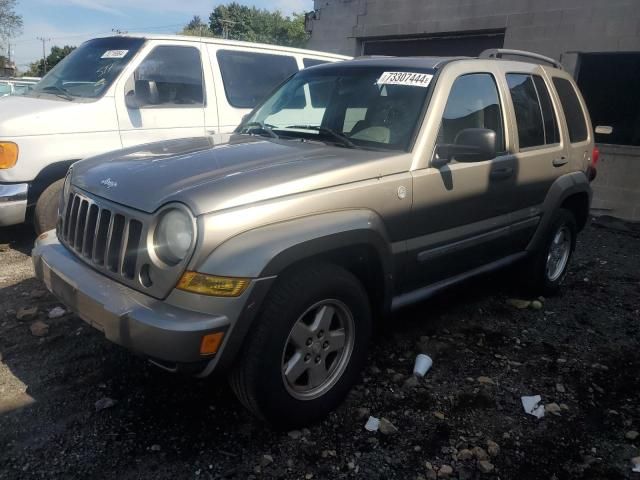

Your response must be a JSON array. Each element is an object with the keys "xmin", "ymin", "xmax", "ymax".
[
  {"xmin": 577, "ymin": 52, "xmax": 640, "ymax": 146},
  {"xmin": 361, "ymin": 30, "xmax": 505, "ymax": 57}
]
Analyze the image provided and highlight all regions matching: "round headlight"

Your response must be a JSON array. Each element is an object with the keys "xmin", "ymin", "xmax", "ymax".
[{"xmin": 154, "ymin": 208, "xmax": 194, "ymax": 265}]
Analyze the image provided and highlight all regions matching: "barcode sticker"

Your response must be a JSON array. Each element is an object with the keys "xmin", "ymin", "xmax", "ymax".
[
  {"xmin": 101, "ymin": 50, "xmax": 129, "ymax": 59},
  {"xmin": 377, "ymin": 71, "xmax": 433, "ymax": 88}
]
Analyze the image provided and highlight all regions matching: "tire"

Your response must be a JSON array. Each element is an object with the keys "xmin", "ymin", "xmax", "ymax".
[
  {"xmin": 34, "ymin": 179, "xmax": 64, "ymax": 235},
  {"xmin": 520, "ymin": 208, "xmax": 577, "ymax": 296},
  {"xmin": 229, "ymin": 263, "xmax": 372, "ymax": 428}
]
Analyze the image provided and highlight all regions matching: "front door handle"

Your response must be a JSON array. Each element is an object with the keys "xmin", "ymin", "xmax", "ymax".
[
  {"xmin": 553, "ymin": 157, "xmax": 568, "ymax": 167},
  {"xmin": 490, "ymin": 167, "xmax": 514, "ymax": 180}
]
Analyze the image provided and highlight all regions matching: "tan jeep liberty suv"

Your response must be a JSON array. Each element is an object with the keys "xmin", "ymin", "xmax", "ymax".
[{"xmin": 33, "ymin": 49, "xmax": 597, "ymax": 427}]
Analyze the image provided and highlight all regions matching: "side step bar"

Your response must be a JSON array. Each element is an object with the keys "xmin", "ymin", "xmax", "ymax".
[{"xmin": 391, "ymin": 252, "xmax": 528, "ymax": 311}]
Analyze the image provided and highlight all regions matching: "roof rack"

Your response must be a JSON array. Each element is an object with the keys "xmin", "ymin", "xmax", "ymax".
[{"xmin": 479, "ymin": 49, "xmax": 563, "ymax": 70}]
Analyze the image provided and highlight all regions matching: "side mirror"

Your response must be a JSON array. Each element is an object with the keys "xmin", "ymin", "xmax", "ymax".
[
  {"xmin": 433, "ymin": 128, "xmax": 497, "ymax": 168},
  {"xmin": 125, "ymin": 80, "xmax": 159, "ymax": 109},
  {"xmin": 595, "ymin": 125, "xmax": 613, "ymax": 135}
]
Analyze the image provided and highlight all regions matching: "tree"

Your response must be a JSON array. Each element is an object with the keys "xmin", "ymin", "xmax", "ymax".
[
  {"xmin": 0, "ymin": 0, "xmax": 23, "ymax": 54},
  {"xmin": 206, "ymin": 2, "xmax": 309, "ymax": 48},
  {"xmin": 26, "ymin": 45, "xmax": 76, "ymax": 77},
  {"xmin": 181, "ymin": 14, "xmax": 214, "ymax": 37}
]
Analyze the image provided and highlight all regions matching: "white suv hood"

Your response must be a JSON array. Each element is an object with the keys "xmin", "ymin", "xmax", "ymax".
[{"xmin": 0, "ymin": 95, "xmax": 118, "ymax": 137}]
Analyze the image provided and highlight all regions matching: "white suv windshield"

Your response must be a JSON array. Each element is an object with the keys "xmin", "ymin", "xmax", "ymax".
[
  {"xmin": 28, "ymin": 37, "xmax": 145, "ymax": 101},
  {"xmin": 241, "ymin": 65, "xmax": 435, "ymax": 151}
]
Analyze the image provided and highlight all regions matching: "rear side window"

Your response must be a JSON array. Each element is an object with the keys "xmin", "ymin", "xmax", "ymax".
[
  {"xmin": 507, "ymin": 74, "xmax": 543, "ymax": 148},
  {"xmin": 217, "ymin": 50, "xmax": 298, "ymax": 108},
  {"xmin": 303, "ymin": 58, "xmax": 328, "ymax": 68},
  {"xmin": 552, "ymin": 77, "xmax": 588, "ymax": 143},
  {"xmin": 533, "ymin": 76, "xmax": 560, "ymax": 144}
]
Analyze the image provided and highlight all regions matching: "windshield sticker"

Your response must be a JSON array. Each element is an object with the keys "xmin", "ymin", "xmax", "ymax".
[
  {"xmin": 377, "ymin": 72, "xmax": 433, "ymax": 88},
  {"xmin": 101, "ymin": 50, "xmax": 129, "ymax": 59}
]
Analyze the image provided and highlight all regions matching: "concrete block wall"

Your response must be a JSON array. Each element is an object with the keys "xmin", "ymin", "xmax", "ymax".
[{"xmin": 307, "ymin": 0, "xmax": 640, "ymax": 222}]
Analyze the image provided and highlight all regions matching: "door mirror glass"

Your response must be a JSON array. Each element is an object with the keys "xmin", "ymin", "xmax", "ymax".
[{"xmin": 434, "ymin": 128, "xmax": 497, "ymax": 167}]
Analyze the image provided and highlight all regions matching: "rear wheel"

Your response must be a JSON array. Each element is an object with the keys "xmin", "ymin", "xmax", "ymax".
[
  {"xmin": 34, "ymin": 179, "xmax": 64, "ymax": 235},
  {"xmin": 520, "ymin": 208, "xmax": 577, "ymax": 295},
  {"xmin": 229, "ymin": 263, "xmax": 371, "ymax": 428}
]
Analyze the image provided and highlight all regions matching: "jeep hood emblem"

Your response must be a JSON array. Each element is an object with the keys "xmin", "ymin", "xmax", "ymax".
[{"xmin": 100, "ymin": 178, "xmax": 118, "ymax": 189}]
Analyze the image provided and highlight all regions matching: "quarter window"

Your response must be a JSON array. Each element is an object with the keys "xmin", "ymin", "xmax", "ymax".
[
  {"xmin": 552, "ymin": 77, "xmax": 588, "ymax": 143},
  {"xmin": 133, "ymin": 46, "xmax": 204, "ymax": 106},
  {"xmin": 217, "ymin": 50, "xmax": 298, "ymax": 109},
  {"xmin": 439, "ymin": 73, "xmax": 505, "ymax": 152}
]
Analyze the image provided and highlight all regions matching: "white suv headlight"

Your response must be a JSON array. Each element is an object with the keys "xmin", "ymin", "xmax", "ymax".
[{"xmin": 153, "ymin": 208, "xmax": 194, "ymax": 266}]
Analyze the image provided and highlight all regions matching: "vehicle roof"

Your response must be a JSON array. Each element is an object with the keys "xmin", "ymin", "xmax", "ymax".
[
  {"xmin": 309, "ymin": 55, "xmax": 564, "ymax": 73},
  {"xmin": 95, "ymin": 34, "xmax": 351, "ymax": 59}
]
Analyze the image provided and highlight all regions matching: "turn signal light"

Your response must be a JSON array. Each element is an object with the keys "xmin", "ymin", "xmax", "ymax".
[
  {"xmin": 176, "ymin": 271, "xmax": 250, "ymax": 297},
  {"xmin": 0, "ymin": 142, "xmax": 19, "ymax": 169},
  {"xmin": 200, "ymin": 332, "xmax": 224, "ymax": 355}
]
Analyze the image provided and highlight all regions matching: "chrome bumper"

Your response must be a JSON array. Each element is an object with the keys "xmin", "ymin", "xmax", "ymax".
[
  {"xmin": 0, "ymin": 183, "xmax": 28, "ymax": 226},
  {"xmin": 32, "ymin": 231, "xmax": 233, "ymax": 368}
]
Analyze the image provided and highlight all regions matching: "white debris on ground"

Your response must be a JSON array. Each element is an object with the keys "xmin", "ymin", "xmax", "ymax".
[
  {"xmin": 364, "ymin": 416, "xmax": 380, "ymax": 432},
  {"xmin": 48, "ymin": 306, "xmax": 66, "ymax": 319},
  {"xmin": 413, "ymin": 353, "xmax": 432, "ymax": 377},
  {"xmin": 521, "ymin": 395, "xmax": 545, "ymax": 418}
]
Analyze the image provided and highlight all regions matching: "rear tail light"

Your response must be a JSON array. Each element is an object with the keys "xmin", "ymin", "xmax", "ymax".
[{"xmin": 591, "ymin": 147, "xmax": 600, "ymax": 167}]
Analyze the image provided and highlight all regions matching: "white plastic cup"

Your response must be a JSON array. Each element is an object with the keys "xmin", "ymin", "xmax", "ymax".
[
  {"xmin": 364, "ymin": 416, "xmax": 380, "ymax": 432},
  {"xmin": 413, "ymin": 354, "xmax": 433, "ymax": 377}
]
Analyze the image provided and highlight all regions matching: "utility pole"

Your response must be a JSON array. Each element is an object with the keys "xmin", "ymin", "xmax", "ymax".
[{"xmin": 37, "ymin": 37, "xmax": 51, "ymax": 75}]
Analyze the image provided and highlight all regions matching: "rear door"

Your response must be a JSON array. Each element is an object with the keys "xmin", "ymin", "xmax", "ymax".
[
  {"xmin": 115, "ymin": 42, "xmax": 206, "ymax": 147},
  {"xmin": 501, "ymin": 69, "xmax": 570, "ymax": 213},
  {"xmin": 208, "ymin": 47, "xmax": 299, "ymax": 133}
]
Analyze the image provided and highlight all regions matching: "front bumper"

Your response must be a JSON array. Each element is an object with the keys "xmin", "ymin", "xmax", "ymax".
[
  {"xmin": 32, "ymin": 231, "xmax": 255, "ymax": 372},
  {"xmin": 0, "ymin": 183, "xmax": 28, "ymax": 226}
]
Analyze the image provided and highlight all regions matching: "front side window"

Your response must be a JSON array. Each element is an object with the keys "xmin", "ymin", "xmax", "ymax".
[
  {"xmin": 438, "ymin": 73, "xmax": 505, "ymax": 152},
  {"xmin": 241, "ymin": 66, "xmax": 435, "ymax": 151},
  {"xmin": 0, "ymin": 82, "xmax": 11, "ymax": 96},
  {"xmin": 27, "ymin": 36, "xmax": 145, "ymax": 100},
  {"xmin": 217, "ymin": 50, "xmax": 299, "ymax": 109},
  {"xmin": 553, "ymin": 77, "xmax": 588, "ymax": 143},
  {"xmin": 131, "ymin": 46, "xmax": 204, "ymax": 106}
]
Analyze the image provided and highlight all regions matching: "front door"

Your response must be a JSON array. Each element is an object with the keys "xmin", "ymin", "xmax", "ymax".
[
  {"xmin": 116, "ymin": 43, "xmax": 206, "ymax": 148},
  {"xmin": 407, "ymin": 72, "xmax": 517, "ymax": 288}
]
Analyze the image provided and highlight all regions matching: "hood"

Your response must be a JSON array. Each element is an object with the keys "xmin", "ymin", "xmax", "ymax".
[
  {"xmin": 71, "ymin": 134, "xmax": 410, "ymax": 215},
  {"xmin": 0, "ymin": 95, "xmax": 118, "ymax": 137}
]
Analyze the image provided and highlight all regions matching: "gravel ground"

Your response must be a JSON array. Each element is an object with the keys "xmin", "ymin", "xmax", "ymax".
[{"xmin": 1, "ymin": 218, "xmax": 639, "ymax": 480}]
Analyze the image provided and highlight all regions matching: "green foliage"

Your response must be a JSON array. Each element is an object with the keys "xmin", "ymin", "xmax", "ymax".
[
  {"xmin": 205, "ymin": 2, "xmax": 308, "ymax": 48},
  {"xmin": 26, "ymin": 45, "xmax": 76, "ymax": 77},
  {"xmin": 0, "ymin": 0, "xmax": 23, "ymax": 51}
]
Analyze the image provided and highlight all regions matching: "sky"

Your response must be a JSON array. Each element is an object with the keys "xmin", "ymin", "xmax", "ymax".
[{"xmin": 7, "ymin": 0, "xmax": 310, "ymax": 71}]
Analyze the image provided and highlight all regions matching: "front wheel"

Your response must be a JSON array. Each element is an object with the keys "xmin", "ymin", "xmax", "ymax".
[
  {"xmin": 34, "ymin": 179, "xmax": 64, "ymax": 235},
  {"xmin": 229, "ymin": 263, "xmax": 371, "ymax": 428},
  {"xmin": 519, "ymin": 208, "xmax": 577, "ymax": 295}
]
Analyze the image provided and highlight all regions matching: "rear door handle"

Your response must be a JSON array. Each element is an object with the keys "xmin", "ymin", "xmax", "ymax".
[
  {"xmin": 490, "ymin": 167, "xmax": 514, "ymax": 180},
  {"xmin": 553, "ymin": 157, "xmax": 568, "ymax": 167}
]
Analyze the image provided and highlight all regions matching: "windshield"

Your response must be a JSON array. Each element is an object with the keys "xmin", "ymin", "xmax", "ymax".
[
  {"xmin": 27, "ymin": 37, "xmax": 145, "ymax": 100},
  {"xmin": 240, "ymin": 65, "xmax": 435, "ymax": 151}
]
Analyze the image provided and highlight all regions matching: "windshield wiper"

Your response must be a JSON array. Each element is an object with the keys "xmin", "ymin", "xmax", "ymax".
[
  {"xmin": 240, "ymin": 121, "xmax": 279, "ymax": 139},
  {"xmin": 285, "ymin": 125, "xmax": 356, "ymax": 149},
  {"xmin": 39, "ymin": 85, "xmax": 74, "ymax": 101}
]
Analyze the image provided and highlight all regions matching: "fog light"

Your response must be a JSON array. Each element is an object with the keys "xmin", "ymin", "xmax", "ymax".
[
  {"xmin": 200, "ymin": 332, "xmax": 224, "ymax": 355},
  {"xmin": 176, "ymin": 271, "xmax": 250, "ymax": 297}
]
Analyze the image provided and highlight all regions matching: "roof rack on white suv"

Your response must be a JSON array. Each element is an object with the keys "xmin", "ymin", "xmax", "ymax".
[{"xmin": 479, "ymin": 48, "xmax": 564, "ymax": 70}]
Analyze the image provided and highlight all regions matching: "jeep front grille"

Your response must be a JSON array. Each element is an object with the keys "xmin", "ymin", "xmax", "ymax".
[{"xmin": 61, "ymin": 191, "xmax": 144, "ymax": 280}]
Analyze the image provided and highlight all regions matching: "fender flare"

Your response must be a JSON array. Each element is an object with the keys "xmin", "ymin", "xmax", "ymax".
[{"xmin": 527, "ymin": 171, "xmax": 592, "ymax": 252}]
